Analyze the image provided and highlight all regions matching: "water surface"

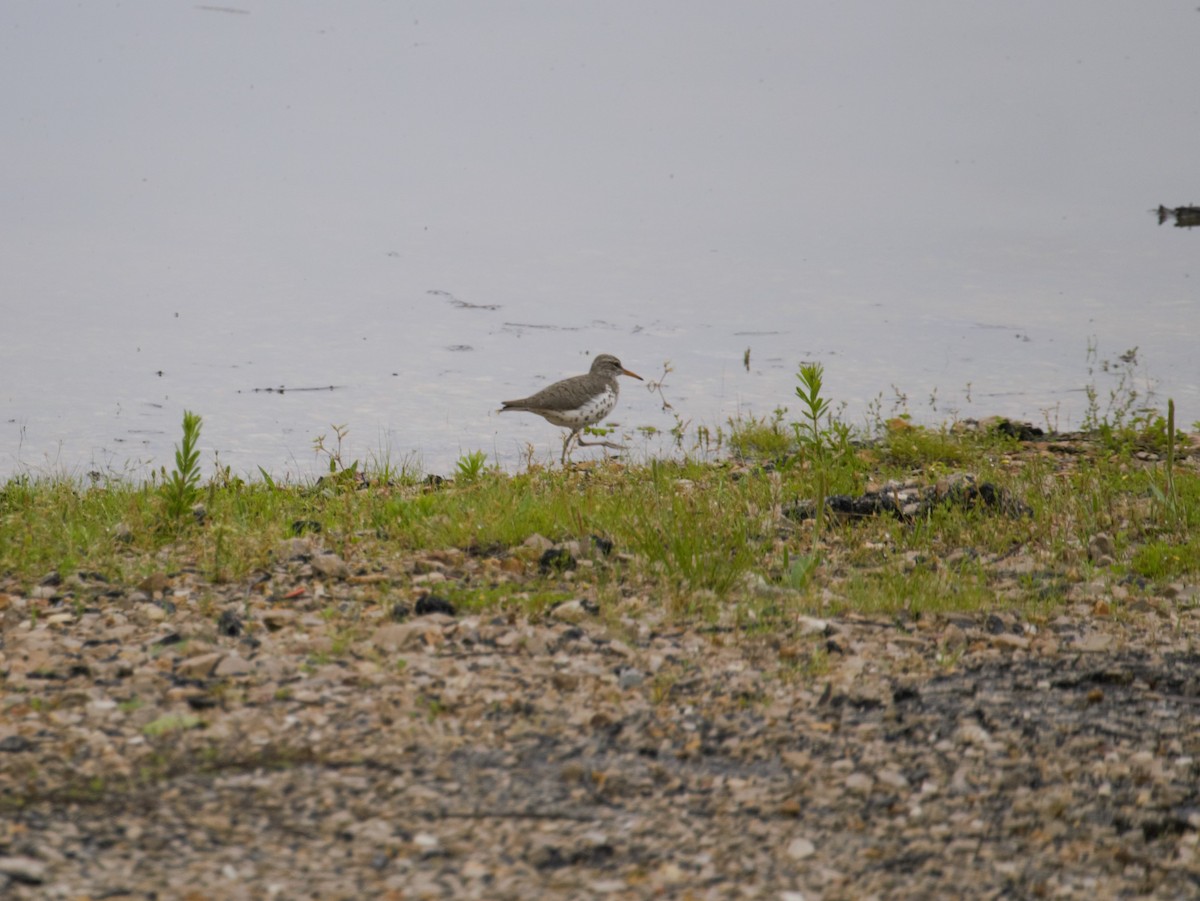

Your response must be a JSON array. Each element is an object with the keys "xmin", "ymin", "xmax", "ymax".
[{"xmin": 3, "ymin": 2, "xmax": 1197, "ymax": 479}]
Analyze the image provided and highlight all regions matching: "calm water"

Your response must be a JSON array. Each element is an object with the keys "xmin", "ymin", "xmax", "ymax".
[{"xmin": 3, "ymin": 2, "xmax": 1198, "ymax": 480}]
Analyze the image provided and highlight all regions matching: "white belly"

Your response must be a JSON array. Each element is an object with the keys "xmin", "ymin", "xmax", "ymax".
[{"xmin": 542, "ymin": 386, "xmax": 617, "ymax": 429}]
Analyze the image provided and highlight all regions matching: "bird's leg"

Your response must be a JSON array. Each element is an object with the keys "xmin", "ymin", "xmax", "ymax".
[{"xmin": 561, "ymin": 429, "xmax": 579, "ymax": 466}]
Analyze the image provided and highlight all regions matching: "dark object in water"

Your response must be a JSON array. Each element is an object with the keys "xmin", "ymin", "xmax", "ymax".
[{"xmin": 1156, "ymin": 205, "xmax": 1200, "ymax": 228}]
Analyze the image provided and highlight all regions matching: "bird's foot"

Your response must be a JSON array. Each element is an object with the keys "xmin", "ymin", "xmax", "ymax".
[{"xmin": 575, "ymin": 438, "xmax": 628, "ymax": 451}]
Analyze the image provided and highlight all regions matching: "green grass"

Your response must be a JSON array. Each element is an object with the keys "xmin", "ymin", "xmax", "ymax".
[
  {"xmin": 3, "ymin": 362, "xmax": 1196, "ymax": 623},
  {"xmin": 4, "ymin": 424, "xmax": 1196, "ymax": 620}
]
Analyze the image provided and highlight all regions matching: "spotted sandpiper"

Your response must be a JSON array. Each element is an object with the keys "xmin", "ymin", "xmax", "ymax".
[{"xmin": 500, "ymin": 353, "xmax": 643, "ymax": 464}]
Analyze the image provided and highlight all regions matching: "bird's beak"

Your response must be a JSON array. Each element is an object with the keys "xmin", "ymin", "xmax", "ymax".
[{"xmin": 621, "ymin": 367, "xmax": 643, "ymax": 381}]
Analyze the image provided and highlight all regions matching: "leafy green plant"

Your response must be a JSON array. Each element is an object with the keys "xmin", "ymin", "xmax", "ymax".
[
  {"xmin": 313, "ymin": 423, "xmax": 362, "ymax": 491},
  {"xmin": 781, "ymin": 545, "xmax": 819, "ymax": 590},
  {"xmin": 1151, "ymin": 399, "xmax": 1177, "ymax": 512},
  {"xmin": 791, "ymin": 363, "xmax": 842, "ymax": 539},
  {"xmin": 455, "ymin": 450, "xmax": 489, "ymax": 482},
  {"xmin": 162, "ymin": 411, "xmax": 203, "ymax": 523}
]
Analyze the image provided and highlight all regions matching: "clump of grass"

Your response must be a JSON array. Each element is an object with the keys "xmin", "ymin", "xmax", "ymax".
[
  {"xmin": 1130, "ymin": 538, "xmax": 1200, "ymax": 581},
  {"xmin": 727, "ymin": 408, "xmax": 791, "ymax": 460},
  {"xmin": 882, "ymin": 421, "xmax": 974, "ymax": 469}
]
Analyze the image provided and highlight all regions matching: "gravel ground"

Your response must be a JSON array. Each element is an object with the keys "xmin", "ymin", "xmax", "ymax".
[{"xmin": 2, "ymin": 543, "xmax": 1199, "ymax": 900}]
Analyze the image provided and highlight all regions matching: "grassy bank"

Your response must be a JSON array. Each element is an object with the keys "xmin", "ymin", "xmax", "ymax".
[{"xmin": 3, "ymin": 368, "xmax": 1197, "ymax": 629}]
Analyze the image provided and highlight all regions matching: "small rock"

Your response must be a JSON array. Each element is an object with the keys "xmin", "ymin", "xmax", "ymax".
[
  {"xmin": 522, "ymin": 533, "xmax": 553, "ymax": 551},
  {"xmin": 276, "ymin": 538, "xmax": 315, "ymax": 562},
  {"xmin": 371, "ymin": 621, "xmax": 441, "ymax": 652},
  {"xmin": 1088, "ymin": 533, "xmax": 1115, "ymax": 563},
  {"xmin": 941, "ymin": 623, "xmax": 967, "ymax": 651},
  {"xmin": 844, "ymin": 772, "xmax": 874, "ymax": 794},
  {"xmin": 551, "ymin": 671, "xmax": 580, "ymax": 692},
  {"xmin": 786, "ymin": 837, "xmax": 816, "ymax": 860},
  {"xmin": 412, "ymin": 832, "xmax": 438, "ymax": 849},
  {"xmin": 311, "ymin": 553, "xmax": 349, "ymax": 579},
  {"xmin": 654, "ymin": 861, "xmax": 685, "ymax": 884},
  {"xmin": 0, "ymin": 856, "xmax": 46, "ymax": 884},
  {"xmin": 136, "ymin": 603, "xmax": 168, "ymax": 623},
  {"xmin": 588, "ymin": 879, "xmax": 628, "ymax": 894},
  {"xmin": 990, "ymin": 633, "xmax": 1030, "ymax": 651},
  {"xmin": 617, "ymin": 667, "xmax": 645, "ymax": 690},
  {"xmin": 877, "ymin": 768, "xmax": 910, "ymax": 790},
  {"xmin": 1075, "ymin": 632, "xmax": 1113, "ymax": 653},
  {"xmin": 549, "ymin": 598, "xmax": 597, "ymax": 624},
  {"xmin": 0, "ymin": 735, "xmax": 34, "ymax": 753},
  {"xmin": 214, "ymin": 654, "xmax": 253, "ymax": 677},
  {"xmin": 261, "ymin": 609, "xmax": 296, "ymax": 630},
  {"xmin": 176, "ymin": 652, "xmax": 224, "ymax": 679},
  {"xmin": 796, "ymin": 615, "xmax": 829, "ymax": 636}
]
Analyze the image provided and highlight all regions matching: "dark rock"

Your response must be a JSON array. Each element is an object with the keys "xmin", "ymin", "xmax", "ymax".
[
  {"xmin": 217, "ymin": 610, "xmax": 243, "ymax": 637},
  {"xmin": 995, "ymin": 419, "xmax": 1045, "ymax": 441},
  {"xmin": 539, "ymin": 547, "xmax": 577, "ymax": 574},
  {"xmin": 786, "ymin": 473, "xmax": 1032, "ymax": 523},
  {"xmin": 415, "ymin": 595, "xmax": 456, "ymax": 617},
  {"xmin": 466, "ymin": 541, "xmax": 507, "ymax": 558}
]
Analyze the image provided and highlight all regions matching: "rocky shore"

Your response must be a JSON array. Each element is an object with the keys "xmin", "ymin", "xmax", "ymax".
[{"xmin": 2, "ymin": 540, "xmax": 1198, "ymax": 899}]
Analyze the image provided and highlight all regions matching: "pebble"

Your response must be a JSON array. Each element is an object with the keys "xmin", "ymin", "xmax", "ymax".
[
  {"xmin": 0, "ymin": 856, "xmax": 47, "ymax": 884},
  {"xmin": 549, "ymin": 598, "xmax": 598, "ymax": 624},
  {"xmin": 1088, "ymin": 532, "xmax": 1116, "ymax": 564},
  {"xmin": 844, "ymin": 772, "xmax": 874, "ymax": 794},
  {"xmin": 617, "ymin": 667, "xmax": 645, "ymax": 690},
  {"xmin": 176, "ymin": 652, "xmax": 224, "ymax": 678},
  {"xmin": 786, "ymin": 837, "xmax": 816, "ymax": 860},
  {"xmin": 311, "ymin": 553, "xmax": 349, "ymax": 578},
  {"xmin": 213, "ymin": 654, "xmax": 253, "ymax": 677}
]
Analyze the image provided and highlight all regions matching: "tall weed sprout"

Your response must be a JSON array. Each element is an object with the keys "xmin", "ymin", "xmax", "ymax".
[{"xmin": 163, "ymin": 411, "xmax": 203, "ymax": 524}]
